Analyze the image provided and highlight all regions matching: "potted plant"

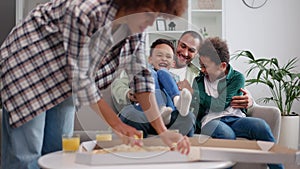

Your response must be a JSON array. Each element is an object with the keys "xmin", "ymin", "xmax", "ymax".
[{"xmin": 234, "ymin": 50, "xmax": 300, "ymax": 149}]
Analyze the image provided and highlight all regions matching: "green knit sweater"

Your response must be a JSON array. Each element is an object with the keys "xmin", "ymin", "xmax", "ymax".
[{"xmin": 192, "ymin": 65, "xmax": 247, "ymax": 133}]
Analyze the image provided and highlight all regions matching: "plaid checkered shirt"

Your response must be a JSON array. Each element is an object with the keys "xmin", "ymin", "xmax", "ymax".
[{"xmin": 0, "ymin": 0, "xmax": 154, "ymax": 128}]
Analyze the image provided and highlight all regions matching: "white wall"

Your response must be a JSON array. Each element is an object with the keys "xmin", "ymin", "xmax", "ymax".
[
  {"xmin": 224, "ymin": 0, "xmax": 300, "ymax": 113},
  {"xmin": 16, "ymin": 0, "xmax": 49, "ymax": 24}
]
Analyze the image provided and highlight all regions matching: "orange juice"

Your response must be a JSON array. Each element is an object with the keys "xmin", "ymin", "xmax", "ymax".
[
  {"xmin": 62, "ymin": 135, "xmax": 80, "ymax": 152},
  {"xmin": 96, "ymin": 133, "xmax": 112, "ymax": 141}
]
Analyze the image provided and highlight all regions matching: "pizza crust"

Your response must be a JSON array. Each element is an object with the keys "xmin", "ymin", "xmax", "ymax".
[{"xmin": 92, "ymin": 144, "xmax": 170, "ymax": 154}]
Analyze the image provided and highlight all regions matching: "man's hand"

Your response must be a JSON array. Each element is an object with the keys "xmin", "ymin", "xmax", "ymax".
[
  {"xmin": 231, "ymin": 88, "xmax": 253, "ymax": 109},
  {"xmin": 177, "ymin": 79, "xmax": 193, "ymax": 94}
]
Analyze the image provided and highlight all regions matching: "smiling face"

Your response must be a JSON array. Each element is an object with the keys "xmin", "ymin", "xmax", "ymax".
[
  {"xmin": 198, "ymin": 37, "xmax": 230, "ymax": 82},
  {"xmin": 148, "ymin": 44, "xmax": 175, "ymax": 70},
  {"xmin": 174, "ymin": 33, "xmax": 201, "ymax": 68},
  {"xmin": 199, "ymin": 56, "xmax": 227, "ymax": 82}
]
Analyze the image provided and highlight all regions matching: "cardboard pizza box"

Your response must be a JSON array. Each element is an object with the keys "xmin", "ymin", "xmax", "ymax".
[
  {"xmin": 75, "ymin": 136, "xmax": 300, "ymax": 167},
  {"xmin": 75, "ymin": 139, "xmax": 191, "ymax": 165}
]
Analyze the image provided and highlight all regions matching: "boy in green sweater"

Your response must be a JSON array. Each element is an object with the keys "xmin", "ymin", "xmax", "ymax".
[{"xmin": 193, "ymin": 37, "xmax": 283, "ymax": 169}]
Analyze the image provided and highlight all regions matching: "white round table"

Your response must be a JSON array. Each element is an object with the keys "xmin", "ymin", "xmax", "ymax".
[{"xmin": 38, "ymin": 151, "xmax": 235, "ymax": 169}]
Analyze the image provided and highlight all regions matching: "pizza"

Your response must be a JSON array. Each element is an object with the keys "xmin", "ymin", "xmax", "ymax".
[{"xmin": 92, "ymin": 144, "xmax": 170, "ymax": 154}]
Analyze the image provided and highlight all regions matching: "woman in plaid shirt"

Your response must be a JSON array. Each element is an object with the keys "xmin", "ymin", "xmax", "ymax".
[{"xmin": 0, "ymin": 0, "xmax": 190, "ymax": 168}]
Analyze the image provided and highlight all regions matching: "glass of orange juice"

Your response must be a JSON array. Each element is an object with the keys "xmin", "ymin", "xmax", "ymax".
[
  {"xmin": 62, "ymin": 134, "xmax": 80, "ymax": 152},
  {"xmin": 96, "ymin": 130, "xmax": 112, "ymax": 142}
]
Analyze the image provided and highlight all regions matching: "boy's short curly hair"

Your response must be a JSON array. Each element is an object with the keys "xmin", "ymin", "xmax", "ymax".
[
  {"xmin": 198, "ymin": 37, "xmax": 230, "ymax": 65},
  {"xmin": 114, "ymin": 0, "xmax": 187, "ymax": 18}
]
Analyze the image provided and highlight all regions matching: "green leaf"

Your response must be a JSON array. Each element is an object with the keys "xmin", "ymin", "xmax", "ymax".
[{"xmin": 236, "ymin": 51, "xmax": 300, "ymax": 115}]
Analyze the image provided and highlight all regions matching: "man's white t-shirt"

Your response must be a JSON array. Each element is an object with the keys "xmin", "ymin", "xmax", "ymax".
[{"xmin": 169, "ymin": 67, "xmax": 187, "ymax": 82}]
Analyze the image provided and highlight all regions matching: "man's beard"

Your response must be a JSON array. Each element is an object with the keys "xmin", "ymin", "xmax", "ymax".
[{"xmin": 174, "ymin": 56, "xmax": 189, "ymax": 68}]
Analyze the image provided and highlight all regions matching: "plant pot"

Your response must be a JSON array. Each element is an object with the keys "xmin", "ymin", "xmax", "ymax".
[{"xmin": 279, "ymin": 115, "xmax": 299, "ymax": 149}]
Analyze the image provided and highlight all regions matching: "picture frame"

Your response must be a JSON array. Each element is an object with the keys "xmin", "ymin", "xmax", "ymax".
[{"xmin": 156, "ymin": 19, "xmax": 166, "ymax": 31}]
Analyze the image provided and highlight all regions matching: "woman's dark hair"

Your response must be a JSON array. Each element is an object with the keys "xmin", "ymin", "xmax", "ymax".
[
  {"xmin": 113, "ymin": 0, "xmax": 187, "ymax": 18},
  {"xmin": 198, "ymin": 37, "xmax": 230, "ymax": 65},
  {"xmin": 150, "ymin": 38, "xmax": 175, "ymax": 56}
]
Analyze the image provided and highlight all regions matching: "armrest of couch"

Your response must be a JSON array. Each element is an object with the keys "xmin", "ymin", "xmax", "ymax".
[{"xmin": 247, "ymin": 103, "xmax": 281, "ymax": 143}]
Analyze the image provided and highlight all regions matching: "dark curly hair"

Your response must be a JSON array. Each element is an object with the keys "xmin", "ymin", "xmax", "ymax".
[
  {"xmin": 150, "ymin": 38, "xmax": 175, "ymax": 56},
  {"xmin": 198, "ymin": 37, "xmax": 230, "ymax": 65},
  {"xmin": 113, "ymin": 0, "xmax": 187, "ymax": 18}
]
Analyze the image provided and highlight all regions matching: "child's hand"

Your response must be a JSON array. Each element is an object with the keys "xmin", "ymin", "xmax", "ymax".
[{"xmin": 159, "ymin": 130, "xmax": 190, "ymax": 155}]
